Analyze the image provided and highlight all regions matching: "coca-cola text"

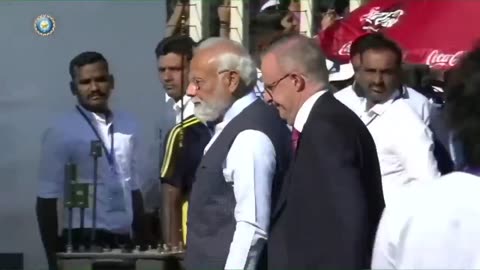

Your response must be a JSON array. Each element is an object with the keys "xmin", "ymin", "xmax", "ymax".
[{"xmin": 426, "ymin": 50, "xmax": 464, "ymax": 67}]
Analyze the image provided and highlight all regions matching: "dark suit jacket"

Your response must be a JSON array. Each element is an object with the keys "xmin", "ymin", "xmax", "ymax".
[{"xmin": 267, "ymin": 91, "xmax": 385, "ymax": 269}]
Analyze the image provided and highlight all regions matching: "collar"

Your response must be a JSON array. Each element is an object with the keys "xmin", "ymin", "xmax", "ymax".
[
  {"xmin": 400, "ymin": 85, "xmax": 409, "ymax": 99},
  {"xmin": 293, "ymin": 90, "xmax": 327, "ymax": 132},
  {"xmin": 256, "ymin": 68, "xmax": 262, "ymax": 79},
  {"xmin": 76, "ymin": 104, "xmax": 112, "ymax": 124},
  {"xmin": 363, "ymin": 90, "xmax": 401, "ymax": 116},
  {"xmin": 173, "ymin": 95, "xmax": 192, "ymax": 112},
  {"xmin": 219, "ymin": 91, "xmax": 258, "ymax": 126},
  {"xmin": 165, "ymin": 93, "xmax": 173, "ymax": 103}
]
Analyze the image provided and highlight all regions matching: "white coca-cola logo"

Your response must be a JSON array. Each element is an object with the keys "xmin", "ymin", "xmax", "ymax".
[
  {"xmin": 361, "ymin": 7, "xmax": 404, "ymax": 32},
  {"xmin": 426, "ymin": 50, "xmax": 464, "ymax": 67},
  {"xmin": 338, "ymin": 41, "xmax": 352, "ymax": 56}
]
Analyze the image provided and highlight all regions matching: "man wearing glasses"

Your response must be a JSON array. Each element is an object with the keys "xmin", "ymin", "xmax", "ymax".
[{"xmin": 261, "ymin": 34, "xmax": 384, "ymax": 269}]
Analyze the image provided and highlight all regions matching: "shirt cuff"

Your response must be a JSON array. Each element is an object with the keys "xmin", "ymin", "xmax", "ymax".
[{"xmin": 224, "ymin": 222, "xmax": 256, "ymax": 270}]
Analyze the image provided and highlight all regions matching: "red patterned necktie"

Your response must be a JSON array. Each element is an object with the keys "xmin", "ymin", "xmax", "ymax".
[{"xmin": 292, "ymin": 128, "xmax": 301, "ymax": 152}]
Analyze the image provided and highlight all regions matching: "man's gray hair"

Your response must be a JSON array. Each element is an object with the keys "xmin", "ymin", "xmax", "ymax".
[
  {"xmin": 196, "ymin": 37, "xmax": 258, "ymax": 90},
  {"xmin": 265, "ymin": 34, "xmax": 329, "ymax": 83}
]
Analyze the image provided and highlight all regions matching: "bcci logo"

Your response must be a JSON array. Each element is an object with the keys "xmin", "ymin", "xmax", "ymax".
[{"xmin": 34, "ymin": 14, "xmax": 56, "ymax": 36}]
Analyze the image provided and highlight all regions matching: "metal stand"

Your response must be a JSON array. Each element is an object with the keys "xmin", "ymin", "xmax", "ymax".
[
  {"xmin": 64, "ymin": 163, "xmax": 76, "ymax": 253},
  {"xmin": 63, "ymin": 162, "xmax": 90, "ymax": 253},
  {"xmin": 79, "ymin": 208, "xmax": 85, "ymax": 251},
  {"xmin": 90, "ymin": 140, "xmax": 103, "ymax": 250}
]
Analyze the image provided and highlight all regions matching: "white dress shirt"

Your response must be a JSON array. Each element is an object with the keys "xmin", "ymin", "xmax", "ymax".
[
  {"xmin": 204, "ymin": 92, "xmax": 276, "ymax": 270},
  {"xmin": 372, "ymin": 172, "xmax": 480, "ymax": 269},
  {"xmin": 37, "ymin": 105, "xmax": 140, "ymax": 234},
  {"xmin": 337, "ymin": 89, "xmax": 440, "ymax": 204},
  {"xmin": 403, "ymin": 86, "xmax": 432, "ymax": 125},
  {"xmin": 335, "ymin": 84, "xmax": 432, "ymax": 125},
  {"xmin": 173, "ymin": 95, "xmax": 195, "ymax": 124},
  {"xmin": 293, "ymin": 90, "xmax": 327, "ymax": 131},
  {"xmin": 254, "ymin": 68, "xmax": 265, "ymax": 99}
]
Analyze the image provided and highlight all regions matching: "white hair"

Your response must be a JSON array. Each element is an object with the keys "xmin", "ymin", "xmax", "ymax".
[{"xmin": 196, "ymin": 37, "xmax": 258, "ymax": 91}]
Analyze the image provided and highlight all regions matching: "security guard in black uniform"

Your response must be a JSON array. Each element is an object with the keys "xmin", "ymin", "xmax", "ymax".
[
  {"xmin": 160, "ymin": 115, "xmax": 211, "ymax": 246},
  {"xmin": 155, "ymin": 35, "xmax": 211, "ymax": 252}
]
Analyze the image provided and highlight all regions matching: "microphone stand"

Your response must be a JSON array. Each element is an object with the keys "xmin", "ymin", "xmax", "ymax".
[
  {"xmin": 79, "ymin": 207, "xmax": 85, "ymax": 251},
  {"xmin": 90, "ymin": 140, "xmax": 103, "ymax": 250},
  {"xmin": 64, "ymin": 163, "xmax": 76, "ymax": 253}
]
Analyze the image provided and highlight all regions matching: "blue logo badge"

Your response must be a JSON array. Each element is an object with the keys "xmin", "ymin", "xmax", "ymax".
[{"xmin": 34, "ymin": 14, "xmax": 56, "ymax": 36}]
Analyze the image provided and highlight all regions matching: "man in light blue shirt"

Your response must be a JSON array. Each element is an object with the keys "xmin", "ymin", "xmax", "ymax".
[{"xmin": 36, "ymin": 51, "xmax": 146, "ymax": 270}]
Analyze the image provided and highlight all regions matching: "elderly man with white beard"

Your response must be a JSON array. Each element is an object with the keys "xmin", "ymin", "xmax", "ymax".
[{"xmin": 183, "ymin": 37, "xmax": 291, "ymax": 270}]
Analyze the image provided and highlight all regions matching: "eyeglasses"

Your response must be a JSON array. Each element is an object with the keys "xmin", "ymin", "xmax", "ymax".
[
  {"xmin": 264, "ymin": 73, "xmax": 291, "ymax": 94},
  {"xmin": 189, "ymin": 70, "xmax": 234, "ymax": 91}
]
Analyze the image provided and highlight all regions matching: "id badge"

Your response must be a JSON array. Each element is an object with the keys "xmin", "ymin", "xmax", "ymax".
[{"xmin": 107, "ymin": 167, "xmax": 127, "ymax": 213}]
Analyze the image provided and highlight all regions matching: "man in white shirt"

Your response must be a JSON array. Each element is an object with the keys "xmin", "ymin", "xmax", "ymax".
[
  {"xmin": 372, "ymin": 49, "xmax": 480, "ymax": 269},
  {"xmin": 371, "ymin": 172, "xmax": 480, "ymax": 270},
  {"xmin": 346, "ymin": 34, "xmax": 440, "ymax": 204},
  {"xmin": 337, "ymin": 83, "xmax": 432, "ymax": 125},
  {"xmin": 36, "ymin": 52, "xmax": 145, "ymax": 270},
  {"xmin": 336, "ymin": 35, "xmax": 455, "ymax": 176},
  {"xmin": 373, "ymin": 47, "xmax": 480, "ymax": 267},
  {"xmin": 184, "ymin": 37, "xmax": 291, "ymax": 270},
  {"xmin": 335, "ymin": 33, "xmax": 432, "ymax": 125}
]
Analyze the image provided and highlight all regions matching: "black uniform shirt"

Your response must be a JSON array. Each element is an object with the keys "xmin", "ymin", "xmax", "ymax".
[{"xmin": 160, "ymin": 115, "xmax": 211, "ymax": 194}]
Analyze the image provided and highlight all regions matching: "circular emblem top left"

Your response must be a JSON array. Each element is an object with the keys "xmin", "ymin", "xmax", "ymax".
[{"xmin": 34, "ymin": 14, "xmax": 56, "ymax": 36}]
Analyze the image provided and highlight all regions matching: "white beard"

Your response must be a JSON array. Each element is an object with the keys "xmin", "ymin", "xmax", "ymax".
[
  {"xmin": 192, "ymin": 85, "xmax": 231, "ymax": 123},
  {"xmin": 193, "ymin": 100, "xmax": 227, "ymax": 122}
]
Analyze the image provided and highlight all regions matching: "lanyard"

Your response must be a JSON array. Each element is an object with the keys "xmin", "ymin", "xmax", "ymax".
[
  {"xmin": 75, "ymin": 105, "xmax": 115, "ymax": 167},
  {"xmin": 364, "ymin": 113, "xmax": 379, "ymax": 126},
  {"xmin": 364, "ymin": 89, "xmax": 404, "ymax": 126}
]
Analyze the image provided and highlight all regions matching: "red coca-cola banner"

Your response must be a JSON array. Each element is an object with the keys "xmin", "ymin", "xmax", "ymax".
[{"xmin": 318, "ymin": 0, "xmax": 480, "ymax": 70}]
